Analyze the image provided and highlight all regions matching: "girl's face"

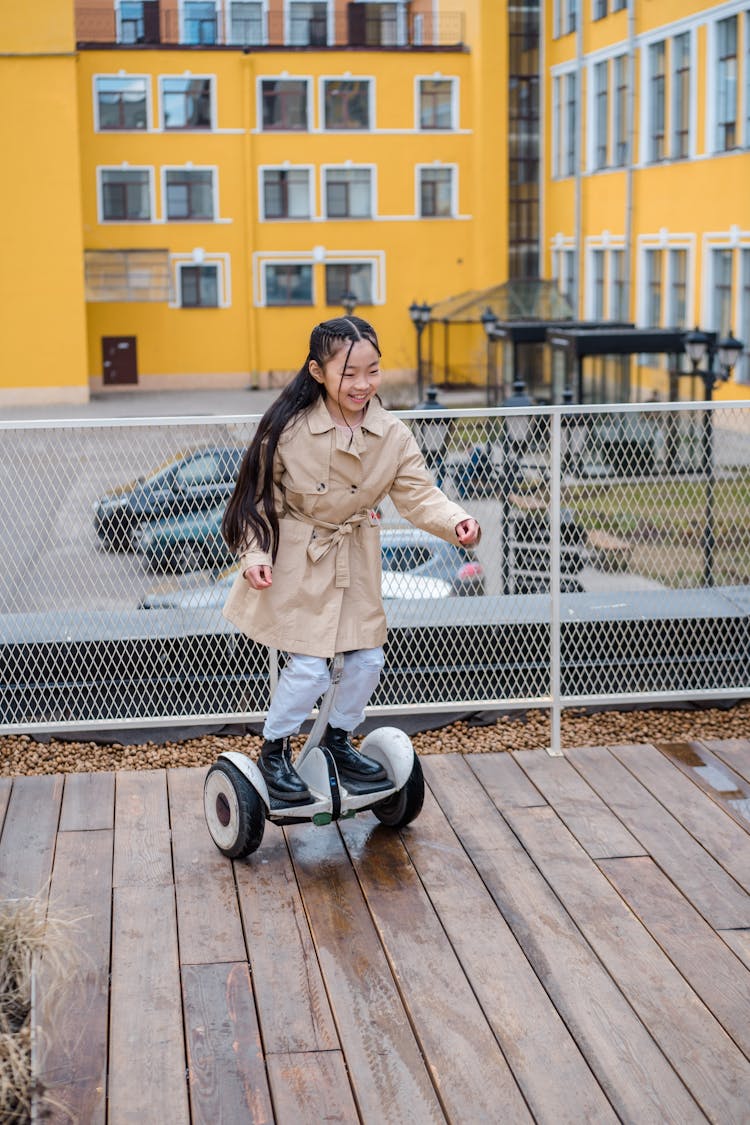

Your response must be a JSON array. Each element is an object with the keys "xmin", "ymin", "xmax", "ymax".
[{"xmin": 311, "ymin": 338, "xmax": 382, "ymax": 425}]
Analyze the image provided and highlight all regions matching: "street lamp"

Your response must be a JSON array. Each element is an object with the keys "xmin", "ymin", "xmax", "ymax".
[
  {"xmin": 682, "ymin": 325, "xmax": 744, "ymax": 587},
  {"xmin": 340, "ymin": 291, "xmax": 358, "ymax": 317},
  {"xmin": 408, "ymin": 300, "xmax": 432, "ymax": 402},
  {"xmin": 500, "ymin": 376, "xmax": 534, "ymax": 595},
  {"xmin": 480, "ymin": 306, "xmax": 502, "ymax": 407},
  {"xmin": 415, "ymin": 386, "xmax": 451, "ymax": 487}
]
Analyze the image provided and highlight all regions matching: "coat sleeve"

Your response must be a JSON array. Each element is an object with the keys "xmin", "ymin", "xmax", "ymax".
[{"xmin": 387, "ymin": 427, "xmax": 479, "ymax": 544}]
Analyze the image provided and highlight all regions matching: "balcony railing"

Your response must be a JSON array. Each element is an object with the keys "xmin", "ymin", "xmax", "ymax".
[{"xmin": 75, "ymin": 5, "xmax": 466, "ymax": 50}]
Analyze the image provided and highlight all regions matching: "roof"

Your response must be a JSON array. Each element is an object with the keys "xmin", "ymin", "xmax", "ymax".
[{"xmin": 429, "ymin": 279, "xmax": 575, "ymax": 323}]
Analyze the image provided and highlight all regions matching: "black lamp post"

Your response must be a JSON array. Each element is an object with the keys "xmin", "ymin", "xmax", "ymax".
[
  {"xmin": 500, "ymin": 377, "xmax": 534, "ymax": 594},
  {"xmin": 340, "ymin": 291, "xmax": 358, "ymax": 316},
  {"xmin": 408, "ymin": 300, "xmax": 432, "ymax": 402},
  {"xmin": 682, "ymin": 326, "xmax": 744, "ymax": 587},
  {"xmin": 415, "ymin": 386, "xmax": 451, "ymax": 487},
  {"xmin": 480, "ymin": 306, "xmax": 502, "ymax": 407}
]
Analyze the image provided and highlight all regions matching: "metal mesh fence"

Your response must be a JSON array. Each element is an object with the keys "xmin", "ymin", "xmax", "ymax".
[{"xmin": 1, "ymin": 403, "xmax": 748, "ymax": 735}]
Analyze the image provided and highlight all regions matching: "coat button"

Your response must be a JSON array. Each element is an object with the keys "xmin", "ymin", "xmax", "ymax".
[
  {"xmin": 317, "ymin": 482, "xmax": 325, "ymax": 491},
  {"xmin": 351, "ymin": 485, "xmax": 357, "ymax": 492}
]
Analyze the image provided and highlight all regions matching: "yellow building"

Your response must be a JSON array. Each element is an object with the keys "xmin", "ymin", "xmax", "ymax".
[
  {"xmin": 544, "ymin": 0, "xmax": 750, "ymax": 401},
  {"xmin": 1, "ymin": 0, "xmax": 515, "ymax": 405}
]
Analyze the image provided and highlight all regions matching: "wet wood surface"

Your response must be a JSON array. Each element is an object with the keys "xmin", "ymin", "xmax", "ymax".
[{"xmin": 10, "ymin": 738, "xmax": 750, "ymax": 1123}]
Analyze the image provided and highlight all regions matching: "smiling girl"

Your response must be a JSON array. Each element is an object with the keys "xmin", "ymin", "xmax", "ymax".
[{"xmin": 221, "ymin": 316, "xmax": 480, "ymax": 802}]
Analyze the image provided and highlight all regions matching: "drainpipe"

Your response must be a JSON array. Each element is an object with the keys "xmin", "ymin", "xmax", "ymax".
[
  {"xmin": 624, "ymin": 0, "xmax": 636, "ymax": 323},
  {"xmin": 574, "ymin": 3, "xmax": 583, "ymax": 318}
]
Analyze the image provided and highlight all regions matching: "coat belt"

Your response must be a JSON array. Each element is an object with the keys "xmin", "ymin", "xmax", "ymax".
[{"xmin": 287, "ymin": 506, "xmax": 370, "ymax": 588}]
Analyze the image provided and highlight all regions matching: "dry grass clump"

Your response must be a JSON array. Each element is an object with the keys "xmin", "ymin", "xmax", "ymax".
[{"xmin": 0, "ymin": 899, "xmax": 79, "ymax": 1123}]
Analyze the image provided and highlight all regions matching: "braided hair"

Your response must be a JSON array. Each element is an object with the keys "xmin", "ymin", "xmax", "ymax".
[{"xmin": 222, "ymin": 316, "xmax": 381, "ymax": 561}]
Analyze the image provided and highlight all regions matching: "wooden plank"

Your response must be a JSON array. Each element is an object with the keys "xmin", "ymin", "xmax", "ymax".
[
  {"xmin": 719, "ymin": 930, "xmax": 750, "ymax": 973},
  {"xmin": 506, "ymin": 805, "xmax": 750, "ymax": 1119},
  {"xmin": 168, "ymin": 769, "xmax": 246, "ymax": 966},
  {"xmin": 568, "ymin": 746, "xmax": 750, "ymax": 929},
  {"xmin": 35, "ymin": 829, "xmax": 113, "ymax": 1125},
  {"xmin": 423, "ymin": 754, "xmax": 705, "ymax": 1124},
  {"xmin": 115, "ymin": 768, "xmax": 169, "ymax": 829},
  {"xmin": 234, "ymin": 829, "xmax": 340, "ymax": 1056},
  {"xmin": 59, "ymin": 771, "xmax": 115, "ymax": 832},
  {"xmin": 512, "ymin": 748, "xmax": 646, "ymax": 859},
  {"xmin": 656, "ymin": 741, "xmax": 750, "ymax": 830},
  {"xmin": 465, "ymin": 751, "xmax": 548, "ymax": 808},
  {"xmin": 266, "ymin": 1051, "xmax": 359, "ymax": 1125},
  {"xmin": 0, "ymin": 774, "xmax": 63, "ymax": 899},
  {"xmin": 285, "ymin": 822, "xmax": 446, "ymax": 1125},
  {"xmin": 703, "ymin": 739, "xmax": 750, "ymax": 786},
  {"xmin": 395, "ymin": 775, "xmax": 617, "ymax": 1124},
  {"xmin": 340, "ymin": 813, "xmax": 533, "ymax": 1123},
  {"xmin": 108, "ymin": 884, "xmax": 190, "ymax": 1125},
  {"xmin": 610, "ymin": 743, "xmax": 750, "ymax": 893},
  {"xmin": 181, "ymin": 962, "xmax": 273, "ymax": 1125},
  {"xmin": 600, "ymin": 856, "xmax": 750, "ymax": 1061},
  {"xmin": 0, "ymin": 777, "xmax": 13, "ymax": 835}
]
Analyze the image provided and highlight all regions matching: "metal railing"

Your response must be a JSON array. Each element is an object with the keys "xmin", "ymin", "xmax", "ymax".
[
  {"xmin": 74, "ymin": 7, "xmax": 465, "ymax": 50},
  {"xmin": 1, "ymin": 402, "xmax": 748, "ymax": 745}
]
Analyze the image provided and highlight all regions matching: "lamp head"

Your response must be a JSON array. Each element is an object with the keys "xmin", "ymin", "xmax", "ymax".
[
  {"xmin": 717, "ymin": 330, "xmax": 744, "ymax": 375},
  {"xmin": 480, "ymin": 306, "xmax": 498, "ymax": 339},
  {"xmin": 684, "ymin": 326, "xmax": 709, "ymax": 370}
]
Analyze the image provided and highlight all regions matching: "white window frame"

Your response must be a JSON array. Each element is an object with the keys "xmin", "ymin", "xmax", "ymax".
[
  {"xmin": 161, "ymin": 164, "xmax": 220, "ymax": 222},
  {"xmin": 178, "ymin": 0, "xmax": 220, "ymax": 45},
  {"xmin": 97, "ymin": 164, "xmax": 155, "ymax": 224},
  {"xmin": 414, "ymin": 74, "xmax": 459, "ymax": 131},
  {"xmin": 319, "ymin": 75, "xmax": 375, "ymax": 132},
  {"xmin": 701, "ymin": 229, "xmax": 750, "ymax": 339},
  {"xmin": 637, "ymin": 231, "xmax": 695, "ymax": 329},
  {"xmin": 93, "ymin": 73, "xmax": 152, "ymax": 132},
  {"xmin": 669, "ymin": 29, "xmax": 693, "ymax": 160},
  {"xmin": 324, "ymin": 259, "xmax": 377, "ymax": 307},
  {"xmin": 587, "ymin": 57, "xmax": 610, "ymax": 171},
  {"xmin": 222, "ymin": 0, "xmax": 268, "ymax": 46},
  {"xmin": 584, "ymin": 234, "xmax": 626, "ymax": 319},
  {"xmin": 550, "ymin": 234, "xmax": 578, "ymax": 314},
  {"xmin": 253, "ymin": 249, "xmax": 385, "ymax": 307},
  {"xmin": 321, "ymin": 163, "xmax": 377, "ymax": 220},
  {"xmin": 415, "ymin": 163, "xmax": 457, "ymax": 219},
  {"xmin": 260, "ymin": 259, "xmax": 315, "ymax": 306},
  {"xmin": 285, "ymin": 0, "xmax": 334, "ymax": 47},
  {"xmin": 170, "ymin": 252, "xmax": 231, "ymax": 308},
  {"xmin": 551, "ymin": 64, "xmax": 579, "ymax": 179},
  {"xmin": 158, "ymin": 73, "xmax": 216, "ymax": 131},
  {"xmin": 706, "ymin": 12, "xmax": 740, "ymax": 155},
  {"xmin": 258, "ymin": 163, "xmax": 315, "ymax": 221},
  {"xmin": 256, "ymin": 74, "xmax": 313, "ymax": 132}
]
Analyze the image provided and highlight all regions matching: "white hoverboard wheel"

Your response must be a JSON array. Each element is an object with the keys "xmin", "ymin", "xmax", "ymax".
[
  {"xmin": 204, "ymin": 759, "xmax": 265, "ymax": 858},
  {"xmin": 372, "ymin": 754, "xmax": 424, "ymax": 828}
]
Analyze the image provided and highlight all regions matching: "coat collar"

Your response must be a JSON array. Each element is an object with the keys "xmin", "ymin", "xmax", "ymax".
[{"xmin": 306, "ymin": 394, "xmax": 386, "ymax": 437}]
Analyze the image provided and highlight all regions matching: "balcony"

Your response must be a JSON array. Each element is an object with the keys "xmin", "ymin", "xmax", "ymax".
[{"xmin": 75, "ymin": 3, "xmax": 466, "ymax": 50}]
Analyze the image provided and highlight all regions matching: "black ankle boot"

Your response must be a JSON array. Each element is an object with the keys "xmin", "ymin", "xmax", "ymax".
[
  {"xmin": 321, "ymin": 725, "xmax": 387, "ymax": 781},
  {"xmin": 259, "ymin": 737, "xmax": 311, "ymax": 801}
]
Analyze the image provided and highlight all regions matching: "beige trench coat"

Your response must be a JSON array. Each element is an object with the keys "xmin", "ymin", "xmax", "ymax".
[{"xmin": 222, "ymin": 396, "xmax": 475, "ymax": 658}]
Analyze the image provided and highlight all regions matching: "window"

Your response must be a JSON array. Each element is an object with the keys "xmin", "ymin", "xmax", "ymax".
[
  {"xmin": 565, "ymin": 0, "xmax": 576, "ymax": 35},
  {"xmin": 671, "ymin": 33, "xmax": 690, "ymax": 158},
  {"xmin": 179, "ymin": 264, "xmax": 219, "ymax": 307},
  {"xmin": 419, "ymin": 79, "xmax": 454, "ymax": 129},
  {"xmin": 264, "ymin": 263, "xmax": 313, "ymax": 305},
  {"xmin": 712, "ymin": 249, "xmax": 734, "ymax": 335},
  {"xmin": 612, "ymin": 0, "xmax": 626, "ymax": 9},
  {"xmin": 161, "ymin": 78, "xmax": 211, "ymax": 130},
  {"xmin": 593, "ymin": 0, "xmax": 606, "ymax": 20},
  {"xmin": 667, "ymin": 249, "xmax": 688, "ymax": 328},
  {"xmin": 613, "ymin": 55, "xmax": 628, "ymax": 166},
  {"xmin": 648, "ymin": 41, "xmax": 666, "ymax": 162},
  {"xmin": 740, "ymin": 249, "xmax": 750, "ymax": 383},
  {"xmin": 100, "ymin": 169, "xmax": 151, "ymax": 221},
  {"xmin": 564, "ymin": 71, "xmax": 578, "ymax": 176},
  {"xmin": 325, "ymin": 263, "xmax": 374, "ymax": 306},
  {"xmin": 716, "ymin": 16, "xmax": 738, "ymax": 151},
  {"xmin": 553, "ymin": 246, "xmax": 578, "ymax": 312},
  {"xmin": 323, "ymin": 80, "xmax": 371, "ymax": 130},
  {"xmin": 228, "ymin": 1, "xmax": 263, "ymax": 44},
  {"xmin": 419, "ymin": 167, "xmax": 454, "ymax": 217},
  {"xmin": 593, "ymin": 60, "xmax": 608, "ymax": 169},
  {"xmin": 183, "ymin": 1, "xmax": 217, "ymax": 44},
  {"xmin": 262, "ymin": 168, "xmax": 311, "ymax": 220},
  {"xmin": 644, "ymin": 249, "xmax": 663, "ymax": 326},
  {"xmin": 324, "ymin": 168, "xmax": 372, "ymax": 218},
  {"xmin": 96, "ymin": 76, "xmax": 148, "ymax": 130},
  {"xmin": 261, "ymin": 79, "xmax": 309, "ymax": 130},
  {"xmin": 590, "ymin": 249, "xmax": 605, "ymax": 318},
  {"xmin": 610, "ymin": 249, "xmax": 627, "ymax": 320},
  {"xmin": 289, "ymin": 2, "xmax": 328, "ymax": 46},
  {"xmin": 119, "ymin": 2, "xmax": 145, "ymax": 43},
  {"xmin": 165, "ymin": 169, "xmax": 214, "ymax": 220}
]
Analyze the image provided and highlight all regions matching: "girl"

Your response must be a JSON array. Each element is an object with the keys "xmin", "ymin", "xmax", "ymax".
[{"xmin": 222, "ymin": 316, "xmax": 480, "ymax": 803}]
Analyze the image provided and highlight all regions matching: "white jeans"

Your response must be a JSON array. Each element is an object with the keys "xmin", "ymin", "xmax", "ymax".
[{"xmin": 263, "ymin": 648, "xmax": 385, "ymax": 740}]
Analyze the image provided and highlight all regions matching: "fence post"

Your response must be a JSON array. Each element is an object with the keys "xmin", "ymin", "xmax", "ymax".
[{"xmin": 548, "ymin": 410, "xmax": 563, "ymax": 756}]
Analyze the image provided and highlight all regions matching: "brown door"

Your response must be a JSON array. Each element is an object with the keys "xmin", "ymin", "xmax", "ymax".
[{"xmin": 102, "ymin": 336, "xmax": 138, "ymax": 386}]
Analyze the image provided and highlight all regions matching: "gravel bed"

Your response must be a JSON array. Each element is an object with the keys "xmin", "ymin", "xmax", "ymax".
[{"xmin": 1, "ymin": 701, "xmax": 748, "ymax": 777}]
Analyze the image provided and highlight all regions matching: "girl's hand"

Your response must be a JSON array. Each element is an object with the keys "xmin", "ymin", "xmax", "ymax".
[
  {"xmin": 455, "ymin": 518, "xmax": 480, "ymax": 546},
  {"xmin": 243, "ymin": 564, "xmax": 273, "ymax": 589}
]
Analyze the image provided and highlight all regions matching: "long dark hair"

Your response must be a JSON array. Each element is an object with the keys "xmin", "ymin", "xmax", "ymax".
[{"xmin": 222, "ymin": 316, "xmax": 381, "ymax": 561}]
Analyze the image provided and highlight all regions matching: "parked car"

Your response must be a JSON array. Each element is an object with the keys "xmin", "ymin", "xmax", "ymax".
[
  {"xmin": 137, "ymin": 506, "xmax": 232, "ymax": 574},
  {"xmin": 94, "ymin": 445, "xmax": 243, "ymax": 552},
  {"xmin": 139, "ymin": 568, "xmax": 452, "ymax": 608},
  {"xmin": 380, "ymin": 527, "xmax": 485, "ymax": 596}
]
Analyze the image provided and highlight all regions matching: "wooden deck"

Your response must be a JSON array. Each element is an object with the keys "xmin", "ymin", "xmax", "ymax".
[{"xmin": 2, "ymin": 739, "xmax": 750, "ymax": 1124}]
